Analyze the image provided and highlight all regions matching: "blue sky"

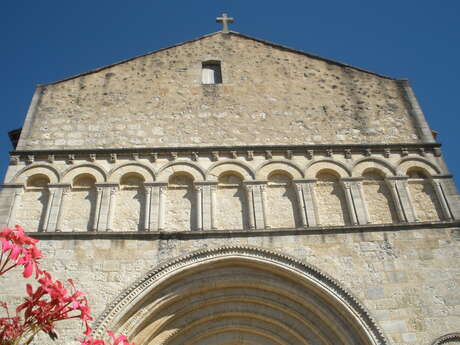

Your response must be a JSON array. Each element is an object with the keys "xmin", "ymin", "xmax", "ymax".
[{"xmin": 1, "ymin": 1, "xmax": 459, "ymax": 183}]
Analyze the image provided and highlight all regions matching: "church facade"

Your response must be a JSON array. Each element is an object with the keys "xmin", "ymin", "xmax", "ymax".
[{"xmin": 1, "ymin": 22, "xmax": 460, "ymax": 345}]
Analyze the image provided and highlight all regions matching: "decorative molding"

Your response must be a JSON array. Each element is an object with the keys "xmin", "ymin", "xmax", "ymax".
[
  {"xmin": 9, "ymin": 155, "xmax": 19, "ymax": 165},
  {"xmin": 191, "ymin": 152, "xmax": 198, "ymax": 161},
  {"xmin": 431, "ymin": 333, "xmax": 460, "ymax": 345},
  {"xmin": 265, "ymin": 150, "xmax": 272, "ymax": 159},
  {"xmin": 91, "ymin": 246, "xmax": 389, "ymax": 345}
]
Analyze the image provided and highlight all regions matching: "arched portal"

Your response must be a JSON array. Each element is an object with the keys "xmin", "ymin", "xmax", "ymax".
[{"xmin": 93, "ymin": 247, "xmax": 388, "ymax": 345}]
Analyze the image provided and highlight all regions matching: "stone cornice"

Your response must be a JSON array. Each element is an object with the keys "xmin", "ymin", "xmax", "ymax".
[{"xmin": 11, "ymin": 142, "xmax": 442, "ymax": 157}]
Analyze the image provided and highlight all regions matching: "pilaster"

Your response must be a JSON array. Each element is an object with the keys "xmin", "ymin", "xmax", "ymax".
[
  {"xmin": 243, "ymin": 181, "xmax": 268, "ymax": 229},
  {"xmin": 342, "ymin": 178, "xmax": 369, "ymax": 225},
  {"xmin": 341, "ymin": 181, "xmax": 358, "ymax": 225},
  {"xmin": 195, "ymin": 182, "xmax": 218, "ymax": 231},
  {"xmin": 148, "ymin": 183, "xmax": 167, "ymax": 231},
  {"xmin": 94, "ymin": 183, "xmax": 118, "ymax": 231},
  {"xmin": 51, "ymin": 184, "xmax": 71, "ymax": 232},
  {"xmin": 293, "ymin": 179, "xmax": 318, "ymax": 227},
  {"xmin": 2, "ymin": 184, "xmax": 25, "ymax": 228},
  {"xmin": 386, "ymin": 177, "xmax": 416, "ymax": 223},
  {"xmin": 431, "ymin": 178, "xmax": 454, "ymax": 220}
]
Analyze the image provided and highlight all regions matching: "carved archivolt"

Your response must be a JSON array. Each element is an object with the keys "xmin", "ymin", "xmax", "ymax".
[
  {"xmin": 13, "ymin": 164, "xmax": 60, "ymax": 184},
  {"xmin": 352, "ymin": 157, "xmax": 396, "ymax": 177},
  {"xmin": 255, "ymin": 160, "xmax": 303, "ymax": 180},
  {"xmin": 397, "ymin": 157, "xmax": 441, "ymax": 176},
  {"xmin": 108, "ymin": 163, "xmax": 155, "ymax": 183},
  {"xmin": 61, "ymin": 164, "xmax": 107, "ymax": 183},
  {"xmin": 92, "ymin": 246, "xmax": 389, "ymax": 345},
  {"xmin": 305, "ymin": 159, "xmax": 352, "ymax": 178},
  {"xmin": 432, "ymin": 333, "xmax": 460, "ymax": 345}
]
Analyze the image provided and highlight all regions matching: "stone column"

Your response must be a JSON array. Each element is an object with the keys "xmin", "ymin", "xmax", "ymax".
[
  {"xmin": 91, "ymin": 186, "xmax": 103, "ymax": 231},
  {"xmin": 357, "ymin": 181, "xmax": 371, "ymax": 224},
  {"xmin": 195, "ymin": 182, "xmax": 218, "ymax": 231},
  {"xmin": 244, "ymin": 184, "xmax": 255, "ymax": 229},
  {"xmin": 293, "ymin": 179, "xmax": 318, "ymax": 227},
  {"xmin": 145, "ymin": 183, "xmax": 165, "ymax": 232},
  {"xmin": 143, "ymin": 185, "xmax": 152, "ymax": 231},
  {"xmin": 6, "ymin": 185, "xmax": 24, "ymax": 228},
  {"xmin": 195, "ymin": 185, "xmax": 203, "ymax": 231},
  {"xmin": 157, "ymin": 184, "xmax": 167, "ymax": 231},
  {"xmin": 106, "ymin": 186, "xmax": 118, "ymax": 231},
  {"xmin": 260, "ymin": 184, "xmax": 269, "ymax": 229},
  {"xmin": 92, "ymin": 183, "xmax": 117, "ymax": 231},
  {"xmin": 342, "ymin": 178, "xmax": 369, "ymax": 225},
  {"xmin": 432, "ymin": 178, "xmax": 454, "ymax": 220},
  {"xmin": 210, "ymin": 184, "xmax": 217, "ymax": 230},
  {"xmin": 341, "ymin": 181, "xmax": 358, "ymax": 225},
  {"xmin": 55, "ymin": 185, "xmax": 71, "ymax": 232},
  {"xmin": 243, "ymin": 182, "xmax": 267, "ymax": 230},
  {"xmin": 386, "ymin": 177, "xmax": 416, "ymax": 223},
  {"xmin": 41, "ymin": 187, "xmax": 54, "ymax": 232}
]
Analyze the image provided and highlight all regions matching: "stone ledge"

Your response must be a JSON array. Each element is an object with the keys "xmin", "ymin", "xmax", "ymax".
[
  {"xmin": 26, "ymin": 220, "xmax": 460, "ymax": 240},
  {"xmin": 11, "ymin": 142, "xmax": 442, "ymax": 156}
]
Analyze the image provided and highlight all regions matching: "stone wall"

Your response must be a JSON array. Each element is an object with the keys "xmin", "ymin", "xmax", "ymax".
[
  {"xmin": 17, "ymin": 33, "xmax": 427, "ymax": 150},
  {"xmin": 1, "ymin": 226, "xmax": 458, "ymax": 345}
]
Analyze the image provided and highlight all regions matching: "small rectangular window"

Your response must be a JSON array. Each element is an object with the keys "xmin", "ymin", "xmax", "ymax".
[{"xmin": 202, "ymin": 61, "xmax": 222, "ymax": 84}]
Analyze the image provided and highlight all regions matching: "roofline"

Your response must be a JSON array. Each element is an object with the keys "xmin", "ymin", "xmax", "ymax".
[{"xmin": 40, "ymin": 31, "xmax": 402, "ymax": 86}]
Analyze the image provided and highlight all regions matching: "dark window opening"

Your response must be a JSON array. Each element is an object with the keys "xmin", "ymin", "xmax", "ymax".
[{"xmin": 202, "ymin": 61, "xmax": 222, "ymax": 84}]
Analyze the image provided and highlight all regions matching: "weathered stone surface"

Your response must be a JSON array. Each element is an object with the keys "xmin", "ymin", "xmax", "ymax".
[
  {"xmin": 0, "ymin": 226, "xmax": 458, "ymax": 345},
  {"xmin": 19, "ymin": 33, "xmax": 420, "ymax": 150}
]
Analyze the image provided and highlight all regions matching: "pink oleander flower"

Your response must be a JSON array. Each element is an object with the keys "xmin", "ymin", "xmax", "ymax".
[
  {"xmin": 0, "ymin": 302, "xmax": 26, "ymax": 345},
  {"xmin": 0, "ymin": 225, "xmax": 42, "ymax": 278},
  {"xmin": 16, "ymin": 270, "xmax": 93, "ymax": 339},
  {"xmin": 80, "ymin": 331, "xmax": 135, "ymax": 345}
]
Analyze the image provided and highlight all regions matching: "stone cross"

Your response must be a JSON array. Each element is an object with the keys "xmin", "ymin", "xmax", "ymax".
[{"xmin": 216, "ymin": 13, "xmax": 234, "ymax": 33}]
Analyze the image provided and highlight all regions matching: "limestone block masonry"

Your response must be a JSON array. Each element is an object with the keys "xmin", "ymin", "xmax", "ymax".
[{"xmin": 1, "ymin": 30, "xmax": 459, "ymax": 345}]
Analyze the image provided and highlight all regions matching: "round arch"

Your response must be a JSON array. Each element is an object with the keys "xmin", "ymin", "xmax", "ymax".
[
  {"xmin": 93, "ymin": 246, "xmax": 388, "ymax": 345},
  {"xmin": 256, "ymin": 160, "xmax": 303, "ymax": 180},
  {"xmin": 397, "ymin": 157, "xmax": 441, "ymax": 176},
  {"xmin": 108, "ymin": 163, "xmax": 155, "ymax": 183},
  {"xmin": 61, "ymin": 164, "xmax": 107, "ymax": 184},
  {"xmin": 306, "ymin": 159, "xmax": 351, "ymax": 179},
  {"xmin": 352, "ymin": 158, "xmax": 396, "ymax": 177},
  {"xmin": 12, "ymin": 164, "xmax": 60, "ymax": 184},
  {"xmin": 207, "ymin": 160, "xmax": 255, "ymax": 182},
  {"xmin": 157, "ymin": 162, "xmax": 205, "ymax": 183}
]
